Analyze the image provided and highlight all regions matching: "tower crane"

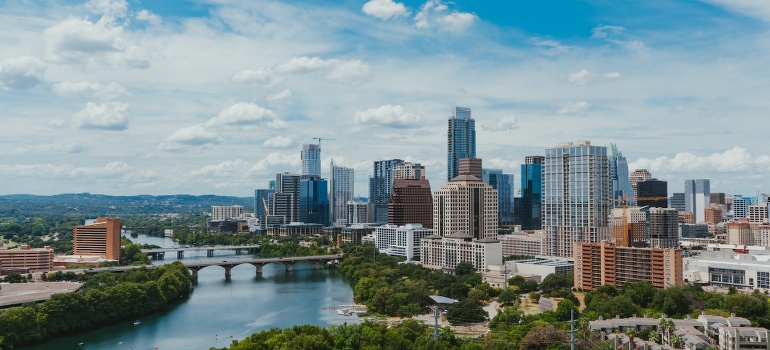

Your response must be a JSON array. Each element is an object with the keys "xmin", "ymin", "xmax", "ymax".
[
  {"xmin": 610, "ymin": 195, "xmax": 670, "ymax": 247},
  {"xmin": 312, "ymin": 137, "xmax": 336, "ymax": 147}
]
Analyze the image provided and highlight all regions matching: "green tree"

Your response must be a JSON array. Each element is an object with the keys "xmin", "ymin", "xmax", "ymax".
[
  {"xmin": 529, "ymin": 291, "xmax": 541, "ymax": 304},
  {"xmin": 498, "ymin": 289, "xmax": 520, "ymax": 306},
  {"xmin": 455, "ymin": 262, "xmax": 475, "ymax": 276},
  {"xmin": 539, "ymin": 273, "xmax": 573, "ymax": 294},
  {"xmin": 446, "ymin": 300, "xmax": 488, "ymax": 324},
  {"xmin": 555, "ymin": 299, "xmax": 579, "ymax": 321},
  {"xmin": 621, "ymin": 281, "xmax": 656, "ymax": 308}
]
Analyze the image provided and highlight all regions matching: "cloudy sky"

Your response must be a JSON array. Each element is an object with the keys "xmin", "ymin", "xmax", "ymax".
[{"xmin": 1, "ymin": 0, "xmax": 769, "ymax": 198}]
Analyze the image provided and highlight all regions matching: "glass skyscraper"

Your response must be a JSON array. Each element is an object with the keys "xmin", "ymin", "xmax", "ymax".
[
  {"xmin": 520, "ymin": 156, "xmax": 544, "ymax": 230},
  {"xmin": 684, "ymin": 179, "xmax": 710, "ymax": 223},
  {"xmin": 482, "ymin": 168, "xmax": 514, "ymax": 226},
  {"xmin": 369, "ymin": 159, "xmax": 403, "ymax": 224},
  {"xmin": 301, "ymin": 144, "xmax": 321, "ymax": 177},
  {"xmin": 542, "ymin": 141, "xmax": 611, "ymax": 257},
  {"xmin": 329, "ymin": 161, "xmax": 354, "ymax": 225},
  {"xmin": 447, "ymin": 107, "xmax": 476, "ymax": 181},
  {"xmin": 609, "ymin": 143, "xmax": 634, "ymax": 207},
  {"xmin": 300, "ymin": 175, "xmax": 329, "ymax": 225}
]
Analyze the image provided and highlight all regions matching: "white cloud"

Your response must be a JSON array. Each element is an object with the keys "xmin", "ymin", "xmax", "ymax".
[
  {"xmin": 414, "ymin": 0, "xmax": 476, "ymax": 32},
  {"xmin": 0, "ymin": 162, "xmax": 131, "ymax": 179},
  {"xmin": 135, "ymin": 9, "xmax": 162, "ymax": 25},
  {"xmin": 85, "ymin": 0, "xmax": 128, "ymax": 18},
  {"xmin": 672, "ymin": 105, "xmax": 685, "ymax": 112},
  {"xmin": 529, "ymin": 38, "xmax": 573, "ymax": 54},
  {"xmin": 190, "ymin": 159, "xmax": 250, "ymax": 177},
  {"xmin": 362, "ymin": 0, "xmax": 410, "ymax": 20},
  {"xmin": 249, "ymin": 152, "xmax": 301, "ymax": 173},
  {"xmin": 591, "ymin": 25, "xmax": 625, "ymax": 39},
  {"xmin": 481, "ymin": 115, "xmax": 518, "ymax": 132},
  {"xmin": 0, "ymin": 56, "xmax": 46, "ymax": 90},
  {"xmin": 12, "ymin": 143, "xmax": 89, "ymax": 155},
  {"xmin": 273, "ymin": 56, "xmax": 371, "ymax": 85},
  {"xmin": 231, "ymin": 68, "xmax": 282, "ymax": 87},
  {"xmin": 276, "ymin": 56, "xmax": 336, "ymax": 74},
  {"xmin": 557, "ymin": 101, "xmax": 591, "ymax": 115},
  {"xmin": 69, "ymin": 101, "xmax": 130, "ymax": 130},
  {"xmin": 326, "ymin": 60, "xmax": 371, "ymax": 85},
  {"xmin": 484, "ymin": 158, "xmax": 521, "ymax": 172},
  {"xmin": 160, "ymin": 124, "xmax": 222, "ymax": 150},
  {"xmin": 630, "ymin": 147, "xmax": 770, "ymax": 174},
  {"xmin": 44, "ymin": 16, "xmax": 149, "ymax": 68},
  {"xmin": 51, "ymin": 81, "xmax": 129, "ymax": 100},
  {"xmin": 436, "ymin": 12, "xmax": 477, "ymax": 33},
  {"xmin": 354, "ymin": 104, "xmax": 424, "ymax": 128},
  {"xmin": 204, "ymin": 102, "xmax": 287, "ymax": 130},
  {"xmin": 263, "ymin": 136, "xmax": 296, "ymax": 149},
  {"xmin": 267, "ymin": 89, "xmax": 293, "ymax": 106},
  {"xmin": 566, "ymin": 69, "xmax": 622, "ymax": 85},
  {"xmin": 699, "ymin": 0, "xmax": 770, "ymax": 22}
]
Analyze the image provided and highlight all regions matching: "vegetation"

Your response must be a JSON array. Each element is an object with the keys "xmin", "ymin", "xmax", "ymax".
[
  {"xmin": 259, "ymin": 238, "xmax": 339, "ymax": 257},
  {"xmin": 0, "ymin": 262, "xmax": 193, "ymax": 349}
]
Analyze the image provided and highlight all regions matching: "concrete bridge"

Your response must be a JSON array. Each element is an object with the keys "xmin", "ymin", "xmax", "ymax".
[
  {"xmin": 183, "ymin": 254, "xmax": 342, "ymax": 278},
  {"xmin": 141, "ymin": 244, "xmax": 262, "ymax": 259}
]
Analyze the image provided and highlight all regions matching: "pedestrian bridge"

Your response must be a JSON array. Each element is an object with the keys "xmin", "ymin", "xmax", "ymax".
[
  {"xmin": 141, "ymin": 244, "xmax": 262, "ymax": 259},
  {"xmin": 182, "ymin": 254, "xmax": 342, "ymax": 278}
]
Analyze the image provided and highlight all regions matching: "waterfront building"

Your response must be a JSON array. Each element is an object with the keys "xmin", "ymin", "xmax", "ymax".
[
  {"xmin": 421, "ymin": 233, "xmax": 502, "ymax": 272},
  {"xmin": 301, "ymin": 144, "xmax": 321, "ymax": 177},
  {"xmin": 374, "ymin": 224, "xmax": 434, "ymax": 261},
  {"xmin": 637, "ymin": 179, "xmax": 668, "ymax": 207},
  {"xmin": 267, "ymin": 222, "xmax": 324, "ymax": 238},
  {"xmin": 73, "ymin": 217, "xmax": 122, "ymax": 260},
  {"xmin": 272, "ymin": 172, "xmax": 301, "ymax": 223},
  {"xmin": 0, "ymin": 244, "xmax": 53, "ymax": 271},
  {"xmin": 329, "ymin": 162, "xmax": 354, "ymax": 225},
  {"xmin": 574, "ymin": 240, "xmax": 683, "ymax": 291},
  {"xmin": 629, "ymin": 169, "xmax": 652, "ymax": 199},
  {"xmin": 542, "ymin": 141, "xmax": 611, "ymax": 257},
  {"xmin": 685, "ymin": 179, "xmax": 711, "ymax": 223},
  {"xmin": 347, "ymin": 200, "xmax": 371, "ymax": 224},
  {"xmin": 458, "ymin": 157, "xmax": 482, "ymax": 180},
  {"xmin": 388, "ymin": 179, "xmax": 433, "ymax": 228},
  {"xmin": 482, "ymin": 168, "xmax": 515, "ymax": 227},
  {"xmin": 254, "ymin": 189, "xmax": 275, "ymax": 224},
  {"xmin": 369, "ymin": 159, "xmax": 403, "ymax": 224},
  {"xmin": 519, "ymin": 156, "xmax": 544, "ymax": 230},
  {"xmin": 299, "ymin": 175, "xmax": 329, "ymax": 225},
  {"xmin": 670, "ymin": 192, "xmax": 686, "ymax": 211},
  {"xmin": 393, "ymin": 162, "xmax": 426, "ymax": 180},
  {"xmin": 609, "ymin": 144, "xmax": 634, "ymax": 207},
  {"xmin": 447, "ymin": 106, "xmax": 476, "ymax": 181},
  {"xmin": 433, "ymin": 174, "xmax": 498, "ymax": 240},
  {"xmin": 211, "ymin": 205, "xmax": 244, "ymax": 222}
]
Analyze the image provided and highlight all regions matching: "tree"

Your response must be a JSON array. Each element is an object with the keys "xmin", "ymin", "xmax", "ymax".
[
  {"xmin": 671, "ymin": 334, "xmax": 682, "ymax": 348},
  {"xmin": 498, "ymin": 289, "xmax": 519, "ymax": 306},
  {"xmin": 467, "ymin": 288, "xmax": 486, "ymax": 303},
  {"xmin": 529, "ymin": 291, "xmax": 541, "ymax": 304},
  {"xmin": 539, "ymin": 273, "xmax": 573, "ymax": 294},
  {"xmin": 625, "ymin": 328, "xmax": 636, "ymax": 349},
  {"xmin": 648, "ymin": 331, "xmax": 660, "ymax": 344},
  {"xmin": 520, "ymin": 325, "xmax": 568, "ymax": 350},
  {"xmin": 455, "ymin": 262, "xmax": 475, "ymax": 276},
  {"xmin": 4, "ymin": 273, "xmax": 23, "ymax": 283},
  {"xmin": 659, "ymin": 318, "xmax": 675, "ymax": 346},
  {"xmin": 446, "ymin": 300, "xmax": 487, "ymax": 324},
  {"xmin": 489, "ymin": 307, "xmax": 522, "ymax": 329},
  {"xmin": 555, "ymin": 299, "xmax": 579, "ymax": 321},
  {"xmin": 622, "ymin": 281, "xmax": 656, "ymax": 308}
]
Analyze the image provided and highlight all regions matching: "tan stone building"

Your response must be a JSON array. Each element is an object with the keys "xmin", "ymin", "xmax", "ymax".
[
  {"xmin": 0, "ymin": 244, "xmax": 54, "ymax": 271},
  {"xmin": 432, "ymin": 174, "xmax": 498, "ymax": 240}
]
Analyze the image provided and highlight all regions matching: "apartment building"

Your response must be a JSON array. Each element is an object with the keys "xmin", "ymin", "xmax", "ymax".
[
  {"xmin": 421, "ymin": 232, "xmax": 501, "ymax": 272},
  {"xmin": 374, "ymin": 224, "xmax": 433, "ymax": 261},
  {"xmin": 499, "ymin": 232, "xmax": 548, "ymax": 257},
  {"xmin": 0, "ymin": 244, "xmax": 54, "ymax": 271},
  {"xmin": 73, "ymin": 217, "xmax": 122, "ymax": 260}
]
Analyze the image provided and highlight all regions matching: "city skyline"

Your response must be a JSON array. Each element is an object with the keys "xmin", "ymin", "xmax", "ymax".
[{"xmin": 2, "ymin": 0, "xmax": 770, "ymax": 197}]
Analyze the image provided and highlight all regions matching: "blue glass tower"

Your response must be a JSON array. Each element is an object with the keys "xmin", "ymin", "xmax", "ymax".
[
  {"xmin": 300, "ymin": 175, "xmax": 329, "ymax": 225},
  {"xmin": 447, "ymin": 107, "xmax": 476, "ymax": 181},
  {"xmin": 609, "ymin": 143, "xmax": 634, "ymax": 207},
  {"xmin": 520, "ymin": 156, "xmax": 544, "ymax": 230},
  {"xmin": 482, "ymin": 169, "xmax": 515, "ymax": 226},
  {"xmin": 369, "ymin": 159, "xmax": 403, "ymax": 224}
]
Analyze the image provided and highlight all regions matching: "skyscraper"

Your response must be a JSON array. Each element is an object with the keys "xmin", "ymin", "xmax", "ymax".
[
  {"xmin": 433, "ymin": 174, "xmax": 498, "ymax": 240},
  {"xmin": 482, "ymin": 168, "xmax": 515, "ymax": 226},
  {"xmin": 670, "ymin": 193, "xmax": 685, "ymax": 211},
  {"xmin": 609, "ymin": 144, "xmax": 634, "ymax": 206},
  {"xmin": 447, "ymin": 107, "xmax": 476, "ymax": 181},
  {"xmin": 254, "ymin": 188, "xmax": 274, "ymax": 219},
  {"xmin": 369, "ymin": 159, "xmax": 403, "ymax": 224},
  {"xmin": 393, "ymin": 162, "xmax": 426, "ymax": 180},
  {"xmin": 684, "ymin": 179, "xmax": 710, "ymax": 224},
  {"xmin": 637, "ymin": 179, "xmax": 668, "ymax": 207},
  {"xmin": 630, "ymin": 169, "xmax": 652, "ymax": 199},
  {"xmin": 272, "ymin": 172, "xmax": 300, "ymax": 223},
  {"xmin": 329, "ymin": 161, "xmax": 354, "ymax": 225},
  {"xmin": 543, "ymin": 141, "xmax": 611, "ymax": 257},
  {"xmin": 301, "ymin": 144, "xmax": 321, "ymax": 177},
  {"xmin": 299, "ymin": 175, "xmax": 329, "ymax": 225},
  {"xmin": 459, "ymin": 157, "xmax": 483, "ymax": 180},
  {"xmin": 520, "ymin": 156, "xmax": 544, "ymax": 230},
  {"xmin": 388, "ymin": 179, "xmax": 433, "ymax": 228}
]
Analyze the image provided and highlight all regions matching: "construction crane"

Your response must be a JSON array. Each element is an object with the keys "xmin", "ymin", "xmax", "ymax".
[
  {"xmin": 610, "ymin": 195, "xmax": 670, "ymax": 247},
  {"xmin": 312, "ymin": 137, "xmax": 335, "ymax": 147},
  {"xmin": 262, "ymin": 197, "xmax": 270, "ymax": 216}
]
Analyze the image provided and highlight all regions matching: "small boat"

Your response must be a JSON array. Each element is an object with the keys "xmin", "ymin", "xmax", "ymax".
[
  {"xmin": 78, "ymin": 342, "xmax": 84, "ymax": 346},
  {"xmin": 133, "ymin": 320, "xmax": 141, "ymax": 325}
]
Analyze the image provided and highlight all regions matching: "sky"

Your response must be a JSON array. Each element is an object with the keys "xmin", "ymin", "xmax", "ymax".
[{"xmin": 1, "ymin": 0, "xmax": 770, "ymax": 198}]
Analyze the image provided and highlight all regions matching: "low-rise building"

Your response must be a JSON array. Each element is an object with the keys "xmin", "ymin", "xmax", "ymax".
[
  {"xmin": 374, "ymin": 224, "xmax": 433, "ymax": 261},
  {"xmin": 420, "ymin": 232, "xmax": 502, "ymax": 272},
  {"xmin": 0, "ymin": 245, "xmax": 54, "ymax": 272},
  {"xmin": 267, "ymin": 223, "xmax": 324, "ymax": 238},
  {"xmin": 574, "ymin": 241, "xmax": 683, "ymax": 291},
  {"xmin": 719, "ymin": 327, "xmax": 770, "ymax": 350},
  {"xmin": 683, "ymin": 250, "xmax": 770, "ymax": 290},
  {"xmin": 499, "ymin": 231, "xmax": 548, "ymax": 257}
]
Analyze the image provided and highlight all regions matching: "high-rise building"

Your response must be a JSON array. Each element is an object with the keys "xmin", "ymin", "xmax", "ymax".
[
  {"xmin": 388, "ymin": 179, "xmax": 433, "ymax": 228},
  {"xmin": 255, "ymin": 189, "xmax": 275, "ymax": 219},
  {"xmin": 543, "ymin": 141, "xmax": 611, "ymax": 257},
  {"xmin": 520, "ymin": 156, "xmax": 544, "ymax": 230},
  {"xmin": 609, "ymin": 144, "xmax": 634, "ymax": 207},
  {"xmin": 447, "ymin": 107, "xmax": 476, "ymax": 181},
  {"xmin": 630, "ymin": 169, "xmax": 652, "ymax": 199},
  {"xmin": 73, "ymin": 218, "xmax": 122, "ymax": 260},
  {"xmin": 726, "ymin": 222, "xmax": 752, "ymax": 245},
  {"xmin": 643, "ymin": 207, "xmax": 680, "ymax": 249},
  {"xmin": 369, "ymin": 159, "xmax": 403, "ymax": 224},
  {"xmin": 733, "ymin": 196, "xmax": 755, "ymax": 219},
  {"xmin": 273, "ymin": 172, "xmax": 301, "ymax": 223},
  {"xmin": 375, "ymin": 224, "xmax": 434, "ymax": 261},
  {"xmin": 301, "ymin": 144, "xmax": 321, "ymax": 177},
  {"xmin": 347, "ymin": 200, "xmax": 371, "ymax": 224},
  {"xmin": 433, "ymin": 174, "xmax": 498, "ymax": 240},
  {"xmin": 482, "ymin": 168, "xmax": 515, "ymax": 226},
  {"xmin": 211, "ymin": 205, "xmax": 244, "ymax": 222},
  {"xmin": 574, "ymin": 241, "xmax": 682, "ymax": 291},
  {"xmin": 670, "ymin": 193, "xmax": 685, "ymax": 211},
  {"xmin": 684, "ymin": 179, "xmax": 711, "ymax": 223},
  {"xmin": 299, "ymin": 175, "xmax": 329, "ymax": 225},
  {"xmin": 711, "ymin": 193, "xmax": 726, "ymax": 205},
  {"xmin": 637, "ymin": 179, "xmax": 668, "ymax": 207},
  {"xmin": 393, "ymin": 162, "xmax": 426, "ymax": 180},
  {"xmin": 705, "ymin": 207, "xmax": 723, "ymax": 224},
  {"xmin": 458, "ymin": 157, "xmax": 482, "ymax": 180},
  {"xmin": 329, "ymin": 162, "xmax": 354, "ymax": 225}
]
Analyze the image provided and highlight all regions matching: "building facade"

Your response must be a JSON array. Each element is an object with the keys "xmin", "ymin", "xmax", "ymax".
[
  {"xmin": 0, "ymin": 245, "xmax": 54, "ymax": 271},
  {"xmin": 374, "ymin": 224, "xmax": 434, "ymax": 261},
  {"xmin": 482, "ymin": 168, "xmax": 515, "ymax": 227},
  {"xmin": 330, "ymin": 162, "xmax": 354, "ymax": 225},
  {"xmin": 574, "ymin": 241, "xmax": 683, "ymax": 291},
  {"xmin": 347, "ymin": 200, "xmax": 371, "ymax": 224},
  {"xmin": 629, "ymin": 169, "xmax": 652, "ymax": 199},
  {"xmin": 543, "ymin": 141, "xmax": 611, "ymax": 257},
  {"xmin": 388, "ymin": 179, "xmax": 433, "ymax": 228},
  {"xmin": 211, "ymin": 205, "xmax": 244, "ymax": 222},
  {"xmin": 393, "ymin": 162, "xmax": 426, "ymax": 180},
  {"xmin": 609, "ymin": 144, "xmax": 634, "ymax": 207},
  {"xmin": 369, "ymin": 159, "xmax": 404, "ymax": 224},
  {"xmin": 299, "ymin": 175, "xmax": 329, "ymax": 225},
  {"xmin": 458, "ymin": 157, "xmax": 482, "ymax": 180},
  {"xmin": 433, "ymin": 174, "xmax": 498, "ymax": 240},
  {"xmin": 421, "ymin": 233, "xmax": 502, "ymax": 272},
  {"xmin": 685, "ymin": 179, "xmax": 711, "ymax": 224},
  {"xmin": 637, "ymin": 179, "xmax": 668, "ymax": 207},
  {"xmin": 644, "ymin": 207, "xmax": 680, "ymax": 249},
  {"xmin": 499, "ymin": 232, "xmax": 548, "ymax": 257},
  {"xmin": 520, "ymin": 156, "xmax": 544, "ymax": 230},
  {"xmin": 273, "ymin": 172, "xmax": 301, "ymax": 223},
  {"xmin": 73, "ymin": 217, "xmax": 122, "ymax": 260},
  {"xmin": 447, "ymin": 106, "xmax": 476, "ymax": 181},
  {"xmin": 670, "ymin": 192, "xmax": 686, "ymax": 211},
  {"xmin": 301, "ymin": 143, "xmax": 321, "ymax": 177},
  {"xmin": 255, "ymin": 188, "xmax": 275, "ymax": 225},
  {"xmin": 750, "ymin": 205, "xmax": 769, "ymax": 224},
  {"xmin": 727, "ymin": 222, "xmax": 753, "ymax": 246}
]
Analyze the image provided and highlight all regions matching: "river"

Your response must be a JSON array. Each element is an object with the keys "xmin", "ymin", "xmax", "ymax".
[{"xmin": 24, "ymin": 234, "xmax": 355, "ymax": 350}]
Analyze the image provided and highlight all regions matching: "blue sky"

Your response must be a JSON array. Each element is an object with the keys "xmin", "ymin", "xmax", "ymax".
[{"xmin": 1, "ymin": 0, "xmax": 769, "ymax": 198}]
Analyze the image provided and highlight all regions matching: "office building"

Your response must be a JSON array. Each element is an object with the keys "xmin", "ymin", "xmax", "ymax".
[
  {"xmin": 211, "ymin": 205, "xmax": 244, "ymax": 222},
  {"xmin": 482, "ymin": 168, "xmax": 515, "ymax": 226},
  {"xmin": 499, "ymin": 232, "xmax": 548, "ymax": 257},
  {"xmin": 680, "ymin": 224, "xmax": 709, "ymax": 239},
  {"xmin": 609, "ymin": 206, "xmax": 648, "ymax": 247},
  {"xmin": 705, "ymin": 207, "xmax": 723, "ymax": 224},
  {"xmin": 393, "ymin": 162, "xmax": 426, "ymax": 180},
  {"xmin": 347, "ymin": 200, "xmax": 371, "ymax": 224},
  {"xmin": 421, "ymin": 233, "xmax": 502, "ymax": 272},
  {"xmin": 574, "ymin": 241, "xmax": 683, "ymax": 291},
  {"xmin": 369, "ymin": 159, "xmax": 403, "ymax": 224},
  {"xmin": 388, "ymin": 179, "xmax": 433, "ymax": 228},
  {"xmin": 543, "ymin": 141, "xmax": 611, "ymax": 257},
  {"xmin": 458, "ymin": 157, "xmax": 482, "ymax": 179},
  {"xmin": 711, "ymin": 193, "xmax": 726, "ymax": 205},
  {"xmin": 329, "ymin": 162, "xmax": 354, "ymax": 225},
  {"xmin": 520, "ymin": 156, "xmax": 544, "ymax": 230},
  {"xmin": 643, "ymin": 207, "xmax": 680, "ymax": 249},
  {"xmin": 679, "ymin": 211, "xmax": 694, "ymax": 224},
  {"xmin": 727, "ymin": 222, "xmax": 753, "ymax": 245},
  {"xmin": 273, "ymin": 172, "xmax": 301, "ymax": 223},
  {"xmin": 685, "ymin": 179, "xmax": 711, "ymax": 223},
  {"xmin": 609, "ymin": 144, "xmax": 634, "ymax": 207},
  {"xmin": 670, "ymin": 192, "xmax": 686, "ymax": 211},
  {"xmin": 299, "ymin": 175, "xmax": 329, "ymax": 225},
  {"xmin": 301, "ymin": 144, "xmax": 321, "ymax": 177},
  {"xmin": 255, "ymin": 189, "xmax": 275, "ymax": 222},
  {"xmin": 0, "ymin": 245, "xmax": 54, "ymax": 271},
  {"xmin": 629, "ymin": 169, "xmax": 652, "ymax": 199},
  {"xmin": 433, "ymin": 174, "xmax": 498, "ymax": 240},
  {"xmin": 374, "ymin": 224, "xmax": 434, "ymax": 261},
  {"xmin": 447, "ymin": 106, "xmax": 476, "ymax": 181},
  {"xmin": 733, "ymin": 196, "xmax": 755, "ymax": 219},
  {"xmin": 637, "ymin": 179, "xmax": 668, "ymax": 207},
  {"xmin": 750, "ymin": 205, "xmax": 769, "ymax": 224},
  {"xmin": 73, "ymin": 217, "xmax": 122, "ymax": 260}
]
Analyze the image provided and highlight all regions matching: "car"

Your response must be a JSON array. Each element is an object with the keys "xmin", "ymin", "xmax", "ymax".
[{"xmin": 222, "ymin": 260, "xmax": 227, "ymax": 262}]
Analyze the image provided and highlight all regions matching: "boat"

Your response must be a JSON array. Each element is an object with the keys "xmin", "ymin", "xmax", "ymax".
[{"xmin": 133, "ymin": 320, "xmax": 141, "ymax": 325}]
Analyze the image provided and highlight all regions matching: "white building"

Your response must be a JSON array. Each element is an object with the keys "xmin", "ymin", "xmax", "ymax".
[
  {"xmin": 420, "ymin": 233, "xmax": 502, "ymax": 272},
  {"xmin": 499, "ymin": 232, "xmax": 548, "ymax": 257},
  {"xmin": 374, "ymin": 224, "xmax": 433, "ymax": 261},
  {"xmin": 347, "ymin": 200, "xmax": 371, "ymax": 224},
  {"xmin": 683, "ymin": 250, "xmax": 770, "ymax": 290},
  {"xmin": 393, "ymin": 161, "xmax": 426, "ymax": 180},
  {"xmin": 211, "ymin": 205, "xmax": 244, "ymax": 222},
  {"xmin": 330, "ymin": 162, "xmax": 354, "ymax": 225},
  {"xmin": 433, "ymin": 174, "xmax": 498, "ymax": 240},
  {"xmin": 749, "ymin": 205, "xmax": 769, "ymax": 224},
  {"xmin": 720, "ymin": 327, "xmax": 770, "ymax": 350}
]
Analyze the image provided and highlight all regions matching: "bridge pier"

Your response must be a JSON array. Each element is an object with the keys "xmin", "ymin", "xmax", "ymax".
[
  {"xmin": 251, "ymin": 263, "xmax": 265, "ymax": 274},
  {"xmin": 189, "ymin": 267, "xmax": 200, "ymax": 279},
  {"xmin": 281, "ymin": 261, "xmax": 295, "ymax": 272},
  {"xmin": 235, "ymin": 248, "xmax": 242, "ymax": 255},
  {"xmin": 207, "ymin": 250, "xmax": 214, "ymax": 257},
  {"xmin": 224, "ymin": 266, "xmax": 233, "ymax": 278},
  {"xmin": 177, "ymin": 251, "xmax": 184, "ymax": 259},
  {"xmin": 311, "ymin": 260, "xmax": 321, "ymax": 269}
]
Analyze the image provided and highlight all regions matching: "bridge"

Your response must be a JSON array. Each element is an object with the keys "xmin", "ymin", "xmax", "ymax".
[{"xmin": 141, "ymin": 244, "xmax": 262, "ymax": 259}]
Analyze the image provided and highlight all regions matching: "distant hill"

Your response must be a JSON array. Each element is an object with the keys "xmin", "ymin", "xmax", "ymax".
[{"xmin": 0, "ymin": 193, "xmax": 253, "ymax": 217}]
